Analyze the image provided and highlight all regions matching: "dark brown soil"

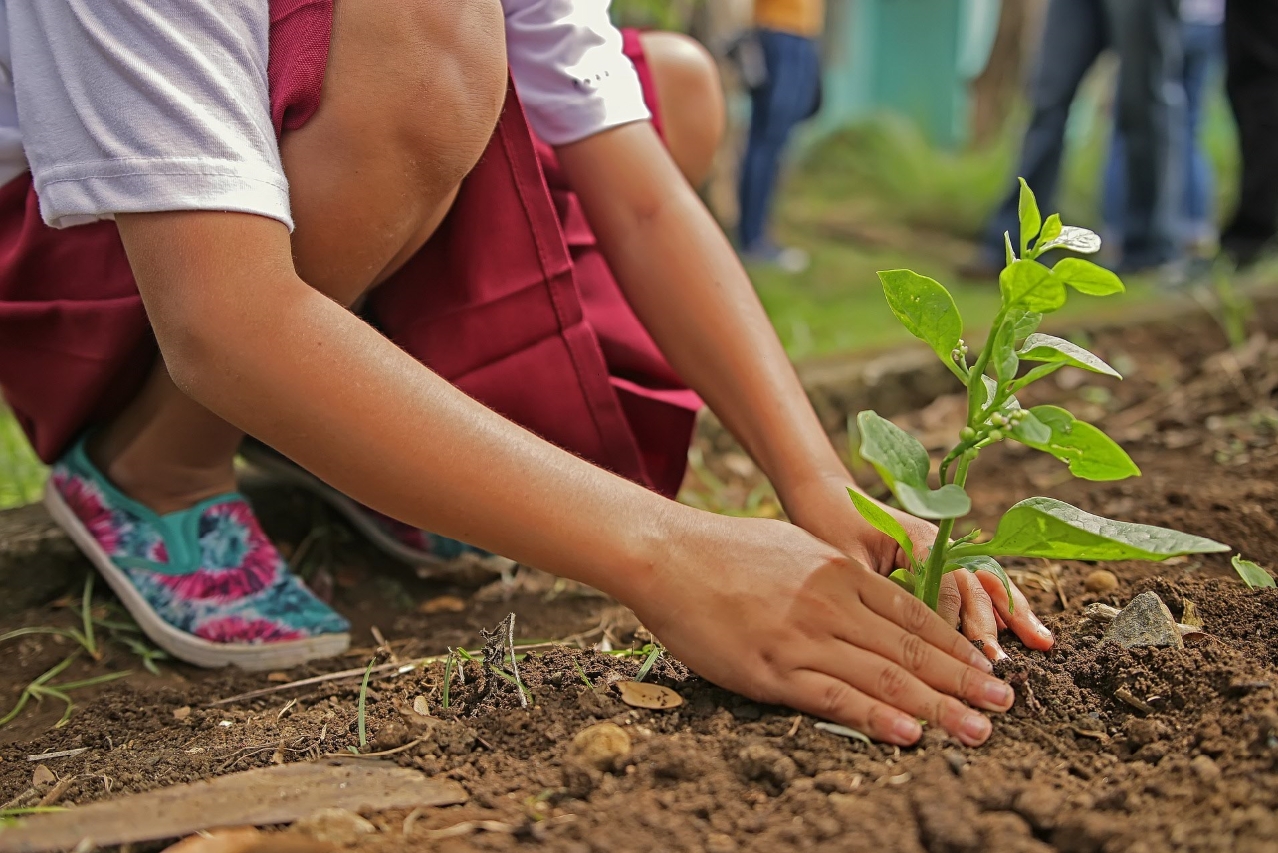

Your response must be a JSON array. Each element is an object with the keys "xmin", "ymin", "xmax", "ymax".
[{"xmin": 3, "ymin": 301, "xmax": 1278, "ymax": 853}]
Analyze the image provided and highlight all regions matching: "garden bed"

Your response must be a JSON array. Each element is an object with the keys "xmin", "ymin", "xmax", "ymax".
[{"xmin": 2, "ymin": 296, "xmax": 1277, "ymax": 853}]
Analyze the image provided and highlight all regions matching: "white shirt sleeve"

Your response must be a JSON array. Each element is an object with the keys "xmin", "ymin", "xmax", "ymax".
[
  {"xmin": 4, "ymin": 0, "xmax": 291, "ymax": 230},
  {"xmin": 504, "ymin": 0, "xmax": 651, "ymax": 146}
]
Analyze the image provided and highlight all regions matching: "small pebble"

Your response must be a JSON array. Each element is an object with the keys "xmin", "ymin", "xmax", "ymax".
[
  {"xmin": 569, "ymin": 722, "xmax": 632, "ymax": 772},
  {"xmin": 1084, "ymin": 570, "xmax": 1119, "ymax": 594}
]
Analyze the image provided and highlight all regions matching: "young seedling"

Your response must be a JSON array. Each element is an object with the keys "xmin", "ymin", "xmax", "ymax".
[
  {"xmin": 1232, "ymin": 555, "xmax": 1276, "ymax": 590},
  {"xmin": 851, "ymin": 179, "xmax": 1231, "ymax": 613}
]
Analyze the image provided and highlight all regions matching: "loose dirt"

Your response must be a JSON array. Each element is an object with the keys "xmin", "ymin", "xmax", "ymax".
[{"xmin": 2, "ymin": 300, "xmax": 1277, "ymax": 853}]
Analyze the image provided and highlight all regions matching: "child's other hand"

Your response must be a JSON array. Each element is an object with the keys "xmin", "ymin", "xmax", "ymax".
[
  {"xmin": 779, "ymin": 475, "xmax": 1054, "ymax": 662},
  {"xmin": 630, "ymin": 512, "xmax": 1015, "ymax": 746}
]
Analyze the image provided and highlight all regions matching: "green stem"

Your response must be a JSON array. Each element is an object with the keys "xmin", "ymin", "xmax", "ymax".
[
  {"xmin": 919, "ymin": 455, "xmax": 974, "ymax": 610},
  {"xmin": 965, "ymin": 310, "xmax": 1007, "ymax": 428}
]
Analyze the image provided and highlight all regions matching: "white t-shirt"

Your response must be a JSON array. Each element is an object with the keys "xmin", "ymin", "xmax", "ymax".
[{"xmin": 0, "ymin": 0, "xmax": 649, "ymax": 231}]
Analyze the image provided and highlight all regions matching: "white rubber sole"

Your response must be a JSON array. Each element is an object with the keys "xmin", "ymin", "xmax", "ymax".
[
  {"xmin": 43, "ymin": 483, "xmax": 350, "ymax": 671},
  {"xmin": 239, "ymin": 443, "xmax": 515, "ymax": 578}
]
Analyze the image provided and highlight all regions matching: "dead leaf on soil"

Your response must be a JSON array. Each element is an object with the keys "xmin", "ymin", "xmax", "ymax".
[
  {"xmin": 615, "ymin": 682, "xmax": 683, "ymax": 710},
  {"xmin": 266, "ymin": 672, "xmax": 292, "ymax": 683},
  {"xmin": 412, "ymin": 695, "xmax": 431, "ymax": 717},
  {"xmin": 0, "ymin": 760, "xmax": 466, "ymax": 853},
  {"xmin": 30, "ymin": 765, "xmax": 54, "ymax": 788},
  {"xmin": 172, "ymin": 706, "xmax": 191, "ymax": 721},
  {"xmin": 418, "ymin": 595, "xmax": 466, "ymax": 614},
  {"xmin": 1182, "ymin": 599, "xmax": 1203, "ymax": 628}
]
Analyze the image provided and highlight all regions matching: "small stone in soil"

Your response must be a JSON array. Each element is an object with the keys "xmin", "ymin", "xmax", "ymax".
[
  {"xmin": 1103, "ymin": 591, "xmax": 1184, "ymax": 649},
  {"xmin": 569, "ymin": 722, "xmax": 632, "ymax": 772},
  {"xmin": 1084, "ymin": 569, "xmax": 1119, "ymax": 594}
]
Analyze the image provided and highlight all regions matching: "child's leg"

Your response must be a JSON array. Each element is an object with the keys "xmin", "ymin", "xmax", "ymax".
[
  {"xmin": 636, "ymin": 32, "xmax": 725, "ymax": 188},
  {"xmin": 92, "ymin": 0, "xmax": 506, "ymax": 516}
]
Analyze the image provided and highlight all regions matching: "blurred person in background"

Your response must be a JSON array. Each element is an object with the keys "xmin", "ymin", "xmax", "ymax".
[
  {"xmin": 961, "ymin": 0, "xmax": 1185, "ymax": 280},
  {"xmin": 736, "ymin": 0, "xmax": 824, "ymax": 273},
  {"xmin": 1103, "ymin": 0, "xmax": 1224, "ymax": 266},
  {"xmin": 1220, "ymin": 0, "xmax": 1278, "ymax": 267}
]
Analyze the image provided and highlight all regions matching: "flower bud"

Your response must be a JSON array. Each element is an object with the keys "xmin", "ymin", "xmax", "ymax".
[
  {"xmin": 988, "ymin": 429, "xmax": 1005, "ymax": 441},
  {"xmin": 959, "ymin": 427, "xmax": 977, "ymax": 443},
  {"xmin": 990, "ymin": 413, "xmax": 1007, "ymax": 428}
]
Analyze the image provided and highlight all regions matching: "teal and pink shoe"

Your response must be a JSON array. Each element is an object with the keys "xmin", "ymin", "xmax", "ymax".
[
  {"xmin": 43, "ymin": 438, "xmax": 350, "ymax": 670},
  {"xmin": 239, "ymin": 441, "xmax": 515, "ymax": 577}
]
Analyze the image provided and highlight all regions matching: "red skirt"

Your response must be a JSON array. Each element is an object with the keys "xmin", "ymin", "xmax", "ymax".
[{"xmin": 0, "ymin": 1, "xmax": 700, "ymax": 499}]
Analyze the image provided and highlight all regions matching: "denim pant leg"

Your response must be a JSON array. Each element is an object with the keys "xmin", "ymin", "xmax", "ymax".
[
  {"xmin": 982, "ymin": 0, "xmax": 1107, "ymax": 261},
  {"xmin": 1103, "ymin": 20, "xmax": 1222, "ymax": 242},
  {"xmin": 1105, "ymin": 0, "xmax": 1186, "ymax": 267},
  {"xmin": 1183, "ymin": 21, "xmax": 1224, "ymax": 235},
  {"xmin": 737, "ymin": 30, "xmax": 821, "ymax": 251}
]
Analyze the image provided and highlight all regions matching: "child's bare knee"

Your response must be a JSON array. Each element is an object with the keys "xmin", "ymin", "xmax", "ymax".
[{"xmin": 641, "ymin": 32, "xmax": 725, "ymax": 184}]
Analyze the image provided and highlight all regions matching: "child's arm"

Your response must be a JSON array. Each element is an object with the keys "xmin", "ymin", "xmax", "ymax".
[
  {"xmin": 116, "ymin": 209, "xmax": 1011, "ymax": 745},
  {"xmin": 555, "ymin": 122, "xmax": 1055, "ymax": 657}
]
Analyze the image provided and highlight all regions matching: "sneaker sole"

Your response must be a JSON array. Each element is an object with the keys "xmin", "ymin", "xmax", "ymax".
[
  {"xmin": 239, "ymin": 443, "xmax": 515, "ymax": 578},
  {"xmin": 44, "ymin": 482, "xmax": 350, "ymax": 671}
]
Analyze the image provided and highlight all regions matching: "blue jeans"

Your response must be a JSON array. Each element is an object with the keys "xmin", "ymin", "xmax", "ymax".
[
  {"xmin": 981, "ymin": 0, "xmax": 1185, "ymax": 268},
  {"xmin": 1105, "ymin": 21, "xmax": 1223, "ymax": 243},
  {"xmin": 737, "ymin": 29, "xmax": 821, "ymax": 252}
]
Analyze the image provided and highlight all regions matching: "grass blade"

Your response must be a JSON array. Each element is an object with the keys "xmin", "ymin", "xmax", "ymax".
[
  {"xmin": 357, "ymin": 656, "xmax": 375, "ymax": 750},
  {"xmin": 635, "ymin": 644, "xmax": 663, "ymax": 682}
]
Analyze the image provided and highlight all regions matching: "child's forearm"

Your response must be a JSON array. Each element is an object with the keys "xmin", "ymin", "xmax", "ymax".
[
  {"xmin": 556, "ymin": 124, "xmax": 847, "ymax": 499},
  {"xmin": 117, "ymin": 210, "xmax": 681, "ymax": 599}
]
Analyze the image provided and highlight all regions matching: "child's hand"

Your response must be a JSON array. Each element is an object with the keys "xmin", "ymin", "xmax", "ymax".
[
  {"xmin": 779, "ymin": 474, "xmax": 1054, "ymax": 662},
  {"xmin": 630, "ymin": 512, "xmax": 1015, "ymax": 747}
]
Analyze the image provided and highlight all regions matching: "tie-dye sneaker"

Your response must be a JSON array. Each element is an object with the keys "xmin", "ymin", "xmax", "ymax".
[
  {"xmin": 43, "ymin": 437, "xmax": 350, "ymax": 670},
  {"xmin": 239, "ymin": 441, "xmax": 514, "ymax": 577}
]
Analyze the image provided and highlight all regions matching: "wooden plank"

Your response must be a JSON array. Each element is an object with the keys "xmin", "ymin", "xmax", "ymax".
[{"xmin": 0, "ymin": 760, "xmax": 467, "ymax": 853}]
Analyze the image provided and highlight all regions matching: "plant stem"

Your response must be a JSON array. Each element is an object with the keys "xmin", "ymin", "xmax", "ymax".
[{"xmin": 919, "ymin": 454, "xmax": 975, "ymax": 610}]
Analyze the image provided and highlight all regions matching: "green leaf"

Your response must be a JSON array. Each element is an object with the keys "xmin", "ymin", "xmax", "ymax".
[
  {"xmin": 889, "ymin": 568, "xmax": 917, "ymax": 594},
  {"xmin": 1053, "ymin": 258, "xmax": 1125, "ymax": 296},
  {"xmin": 1007, "ymin": 363, "xmax": 1065, "ymax": 394},
  {"xmin": 1232, "ymin": 555, "xmax": 1276, "ymax": 590},
  {"xmin": 1017, "ymin": 178, "xmax": 1042, "ymax": 256},
  {"xmin": 894, "ymin": 483, "xmax": 972, "ymax": 521},
  {"xmin": 856, "ymin": 411, "xmax": 973, "ymax": 520},
  {"xmin": 1037, "ymin": 225, "xmax": 1102, "ymax": 255},
  {"xmin": 992, "ymin": 319, "xmax": 1019, "ymax": 384},
  {"xmin": 857, "ymin": 411, "xmax": 928, "ymax": 489},
  {"xmin": 847, "ymin": 488, "xmax": 915, "ymax": 561},
  {"xmin": 1012, "ymin": 406, "xmax": 1141, "ymax": 481},
  {"xmin": 1009, "ymin": 310, "xmax": 1043, "ymax": 343},
  {"xmin": 1034, "ymin": 213, "xmax": 1062, "ymax": 251},
  {"xmin": 946, "ymin": 556, "xmax": 1014, "ymax": 612},
  {"xmin": 1004, "ymin": 231, "xmax": 1016, "ymax": 266},
  {"xmin": 953, "ymin": 497, "xmax": 1230, "ymax": 561},
  {"xmin": 878, "ymin": 270, "xmax": 964, "ymax": 363},
  {"xmin": 1018, "ymin": 333, "xmax": 1121, "ymax": 378},
  {"xmin": 1007, "ymin": 409, "xmax": 1052, "ymax": 445},
  {"xmin": 1000, "ymin": 260, "xmax": 1067, "ymax": 313}
]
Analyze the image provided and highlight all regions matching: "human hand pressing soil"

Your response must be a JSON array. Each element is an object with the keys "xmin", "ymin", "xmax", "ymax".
[
  {"xmin": 778, "ymin": 473, "xmax": 1055, "ymax": 662},
  {"xmin": 629, "ymin": 511, "xmax": 1017, "ymax": 747}
]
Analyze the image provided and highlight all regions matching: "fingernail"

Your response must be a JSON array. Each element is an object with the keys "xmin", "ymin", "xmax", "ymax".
[
  {"xmin": 960, "ymin": 713, "xmax": 992, "ymax": 745},
  {"xmin": 891, "ymin": 716, "xmax": 922, "ymax": 745},
  {"xmin": 970, "ymin": 649, "xmax": 994, "ymax": 673},
  {"xmin": 1034, "ymin": 622, "xmax": 1054, "ymax": 640},
  {"xmin": 982, "ymin": 680, "xmax": 1014, "ymax": 709}
]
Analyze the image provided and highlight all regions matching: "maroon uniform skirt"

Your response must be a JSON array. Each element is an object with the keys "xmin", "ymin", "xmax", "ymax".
[{"xmin": 0, "ymin": 0, "xmax": 700, "ymax": 499}]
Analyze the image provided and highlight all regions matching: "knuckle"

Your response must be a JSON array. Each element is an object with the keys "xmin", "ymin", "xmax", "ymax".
[
  {"xmin": 817, "ymin": 681, "xmax": 858, "ymax": 720},
  {"xmin": 899, "ymin": 633, "xmax": 930, "ymax": 674},
  {"xmin": 899, "ymin": 596, "xmax": 932, "ymax": 634},
  {"xmin": 875, "ymin": 663, "xmax": 911, "ymax": 701},
  {"xmin": 956, "ymin": 662, "xmax": 978, "ymax": 699}
]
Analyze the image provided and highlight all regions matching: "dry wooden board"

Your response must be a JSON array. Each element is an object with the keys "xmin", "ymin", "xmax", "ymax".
[{"xmin": 0, "ymin": 760, "xmax": 467, "ymax": 853}]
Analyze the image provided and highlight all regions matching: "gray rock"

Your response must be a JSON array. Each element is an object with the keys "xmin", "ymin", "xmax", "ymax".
[{"xmin": 1103, "ymin": 592, "xmax": 1184, "ymax": 649}]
